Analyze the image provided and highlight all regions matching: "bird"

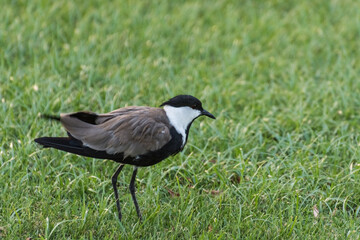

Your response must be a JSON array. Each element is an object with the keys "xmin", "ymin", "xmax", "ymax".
[{"xmin": 34, "ymin": 94, "xmax": 216, "ymax": 221}]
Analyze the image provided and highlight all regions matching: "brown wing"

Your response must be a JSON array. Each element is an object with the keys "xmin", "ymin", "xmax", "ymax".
[{"xmin": 60, "ymin": 107, "xmax": 172, "ymax": 158}]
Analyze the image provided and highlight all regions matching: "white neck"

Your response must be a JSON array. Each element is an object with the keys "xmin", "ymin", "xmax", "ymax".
[{"xmin": 163, "ymin": 105, "xmax": 201, "ymax": 145}]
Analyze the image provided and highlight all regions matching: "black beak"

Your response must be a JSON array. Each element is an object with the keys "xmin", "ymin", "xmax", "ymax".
[{"xmin": 201, "ymin": 109, "xmax": 216, "ymax": 119}]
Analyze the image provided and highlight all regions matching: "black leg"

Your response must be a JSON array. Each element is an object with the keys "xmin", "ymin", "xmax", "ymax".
[
  {"xmin": 129, "ymin": 166, "xmax": 142, "ymax": 221},
  {"xmin": 112, "ymin": 164, "xmax": 125, "ymax": 221}
]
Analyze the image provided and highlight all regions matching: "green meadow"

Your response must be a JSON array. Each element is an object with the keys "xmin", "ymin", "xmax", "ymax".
[{"xmin": 1, "ymin": 0, "xmax": 360, "ymax": 239}]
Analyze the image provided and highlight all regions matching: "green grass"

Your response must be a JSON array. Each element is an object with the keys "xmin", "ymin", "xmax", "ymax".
[{"xmin": 1, "ymin": 0, "xmax": 360, "ymax": 238}]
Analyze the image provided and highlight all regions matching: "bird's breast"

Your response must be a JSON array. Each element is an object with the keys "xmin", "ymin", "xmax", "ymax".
[{"xmin": 131, "ymin": 127, "xmax": 184, "ymax": 167}]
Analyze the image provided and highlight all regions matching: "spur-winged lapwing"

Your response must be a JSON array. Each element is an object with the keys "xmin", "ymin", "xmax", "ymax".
[{"xmin": 34, "ymin": 95, "xmax": 215, "ymax": 221}]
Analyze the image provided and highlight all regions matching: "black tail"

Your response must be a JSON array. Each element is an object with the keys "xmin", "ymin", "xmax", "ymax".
[
  {"xmin": 41, "ymin": 114, "xmax": 61, "ymax": 121},
  {"xmin": 34, "ymin": 137, "xmax": 83, "ymax": 151},
  {"xmin": 34, "ymin": 137, "xmax": 125, "ymax": 162}
]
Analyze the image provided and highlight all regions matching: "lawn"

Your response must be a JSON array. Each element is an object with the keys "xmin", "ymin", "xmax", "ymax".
[{"xmin": 1, "ymin": 0, "xmax": 360, "ymax": 239}]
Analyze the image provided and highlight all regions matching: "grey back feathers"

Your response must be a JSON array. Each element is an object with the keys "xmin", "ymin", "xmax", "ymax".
[{"xmin": 60, "ymin": 107, "xmax": 172, "ymax": 157}]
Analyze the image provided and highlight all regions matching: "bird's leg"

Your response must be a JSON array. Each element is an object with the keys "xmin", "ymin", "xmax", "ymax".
[
  {"xmin": 112, "ymin": 164, "xmax": 125, "ymax": 221},
  {"xmin": 129, "ymin": 166, "xmax": 142, "ymax": 221}
]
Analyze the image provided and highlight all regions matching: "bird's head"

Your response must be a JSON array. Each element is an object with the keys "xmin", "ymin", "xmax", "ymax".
[{"xmin": 160, "ymin": 95, "xmax": 215, "ymax": 129}]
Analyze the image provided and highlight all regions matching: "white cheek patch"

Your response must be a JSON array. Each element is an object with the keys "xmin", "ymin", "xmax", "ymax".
[{"xmin": 163, "ymin": 106, "xmax": 201, "ymax": 145}]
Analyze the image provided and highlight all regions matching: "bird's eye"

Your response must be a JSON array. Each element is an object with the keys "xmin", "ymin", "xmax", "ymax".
[{"xmin": 191, "ymin": 105, "xmax": 197, "ymax": 109}]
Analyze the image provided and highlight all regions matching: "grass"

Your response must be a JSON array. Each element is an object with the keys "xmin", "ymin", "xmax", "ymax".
[{"xmin": 1, "ymin": 0, "xmax": 360, "ymax": 238}]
